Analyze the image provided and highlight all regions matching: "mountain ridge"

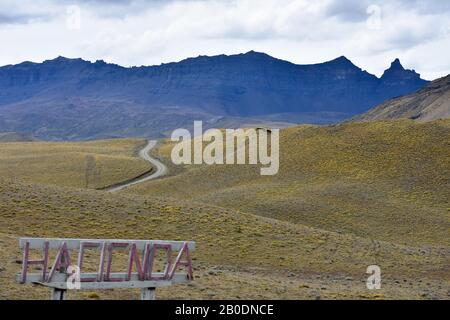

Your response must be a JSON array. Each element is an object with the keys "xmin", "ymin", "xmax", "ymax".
[{"xmin": 0, "ymin": 51, "xmax": 428, "ymax": 140}]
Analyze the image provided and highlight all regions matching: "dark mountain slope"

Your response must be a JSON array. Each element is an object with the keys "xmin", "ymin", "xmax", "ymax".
[
  {"xmin": 0, "ymin": 132, "xmax": 36, "ymax": 142},
  {"xmin": 356, "ymin": 74, "xmax": 450, "ymax": 121}
]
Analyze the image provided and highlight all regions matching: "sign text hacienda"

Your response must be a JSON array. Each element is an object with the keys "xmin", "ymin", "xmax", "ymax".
[{"xmin": 16, "ymin": 237, "xmax": 195, "ymax": 300}]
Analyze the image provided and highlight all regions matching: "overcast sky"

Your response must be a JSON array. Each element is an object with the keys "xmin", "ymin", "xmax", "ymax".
[{"xmin": 0, "ymin": 0, "xmax": 449, "ymax": 79}]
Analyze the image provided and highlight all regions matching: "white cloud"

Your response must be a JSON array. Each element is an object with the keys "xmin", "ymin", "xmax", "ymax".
[{"xmin": 0, "ymin": 0, "xmax": 449, "ymax": 79}]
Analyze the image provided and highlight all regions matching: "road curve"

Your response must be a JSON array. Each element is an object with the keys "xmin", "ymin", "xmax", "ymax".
[{"xmin": 107, "ymin": 140, "xmax": 167, "ymax": 193}]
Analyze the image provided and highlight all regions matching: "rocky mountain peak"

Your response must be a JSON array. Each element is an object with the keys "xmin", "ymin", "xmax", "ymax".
[
  {"xmin": 390, "ymin": 58, "xmax": 403, "ymax": 70},
  {"xmin": 381, "ymin": 58, "xmax": 421, "ymax": 81},
  {"xmin": 326, "ymin": 56, "xmax": 360, "ymax": 70}
]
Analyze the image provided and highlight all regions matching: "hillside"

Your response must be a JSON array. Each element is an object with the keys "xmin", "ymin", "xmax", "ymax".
[
  {"xmin": 0, "ymin": 178, "xmax": 447, "ymax": 299},
  {"xmin": 0, "ymin": 139, "xmax": 152, "ymax": 189},
  {"xmin": 0, "ymin": 122, "xmax": 448, "ymax": 299},
  {"xmin": 127, "ymin": 120, "xmax": 450, "ymax": 247},
  {"xmin": 0, "ymin": 52, "xmax": 427, "ymax": 140},
  {"xmin": 0, "ymin": 132, "xmax": 35, "ymax": 142},
  {"xmin": 356, "ymin": 74, "xmax": 450, "ymax": 121}
]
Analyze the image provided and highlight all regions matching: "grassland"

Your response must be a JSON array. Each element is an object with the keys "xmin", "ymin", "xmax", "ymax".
[
  {"xmin": 0, "ymin": 120, "xmax": 448, "ymax": 299},
  {"xmin": 0, "ymin": 179, "xmax": 447, "ymax": 299},
  {"xmin": 127, "ymin": 120, "xmax": 450, "ymax": 247},
  {"xmin": 0, "ymin": 139, "xmax": 152, "ymax": 189}
]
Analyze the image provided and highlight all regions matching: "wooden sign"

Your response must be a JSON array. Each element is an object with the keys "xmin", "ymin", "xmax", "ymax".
[{"xmin": 16, "ymin": 237, "xmax": 195, "ymax": 300}]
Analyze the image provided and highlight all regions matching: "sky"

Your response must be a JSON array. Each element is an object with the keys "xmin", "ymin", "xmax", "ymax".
[{"xmin": 0, "ymin": 0, "xmax": 449, "ymax": 80}]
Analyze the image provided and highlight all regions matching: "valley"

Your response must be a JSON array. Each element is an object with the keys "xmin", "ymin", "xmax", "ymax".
[
  {"xmin": 0, "ymin": 120, "xmax": 448, "ymax": 299},
  {"xmin": 105, "ymin": 140, "xmax": 167, "ymax": 192}
]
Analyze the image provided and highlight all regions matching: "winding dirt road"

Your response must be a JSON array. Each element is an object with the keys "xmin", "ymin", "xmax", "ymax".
[{"xmin": 106, "ymin": 140, "xmax": 167, "ymax": 192}]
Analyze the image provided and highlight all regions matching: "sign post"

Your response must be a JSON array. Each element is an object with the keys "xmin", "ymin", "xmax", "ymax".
[
  {"xmin": 16, "ymin": 238, "xmax": 195, "ymax": 300},
  {"xmin": 141, "ymin": 287, "xmax": 156, "ymax": 300}
]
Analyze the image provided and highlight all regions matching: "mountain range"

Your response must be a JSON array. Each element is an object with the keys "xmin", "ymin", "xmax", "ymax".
[{"xmin": 0, "ymin": 51, "xmax": 428, "ymax": 140}]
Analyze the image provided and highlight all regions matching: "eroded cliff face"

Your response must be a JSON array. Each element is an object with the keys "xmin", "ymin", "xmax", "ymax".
[
  {"xmin": 0, "ymin": 51, "xmax": 428, "ymax": 140},
  {"xmin": 377, "ymin": 58, "xmax": 425, "ymax": 98}
]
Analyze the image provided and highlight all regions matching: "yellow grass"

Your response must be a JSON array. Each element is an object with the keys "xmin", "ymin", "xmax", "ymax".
[
  {"xmin": 0, "ymin": 139, "xmax": 152, "ymax": 189},
  {"xmin": 0, "ymin": 120, "xmax": 448, "ymax": 299},
  {"xmin": 127, "ymin": 120, "xmax": 450, "ymax": 247},
  {"xmin": 0, "ymin": 179, "xmax": 447, "ymax": 299}
]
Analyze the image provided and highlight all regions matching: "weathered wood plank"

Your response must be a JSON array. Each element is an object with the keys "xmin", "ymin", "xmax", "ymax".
[
  {"xmin": 16, "ymin": 272, "xmax": 190, "ymax": 289},
  {"xmin": 19, "ymin": 238, "xmax": 195, "ymax": 251}
]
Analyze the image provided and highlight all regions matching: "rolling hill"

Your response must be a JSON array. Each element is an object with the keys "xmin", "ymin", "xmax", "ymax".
[
  {"xmin": 126, "ymin": 119, "xmax": 450, "ymax": 248},
  {"xmin": 0, "ymin": 139, "xmax": 152, "ymax": 189},
  {"xmin": 0, "ymin": 52, "xmax": 427, "ymax": 140},
  {"xmin": 0, "ymin": 121, "xmax": 448, "ymax": 299},
  {"xmin": 356, "ymin": 74, "xmax": 450, "ymax": 121},
  {"xmin": 0, "ymin": 164, "xmax": 447, "ymax": 300}
]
